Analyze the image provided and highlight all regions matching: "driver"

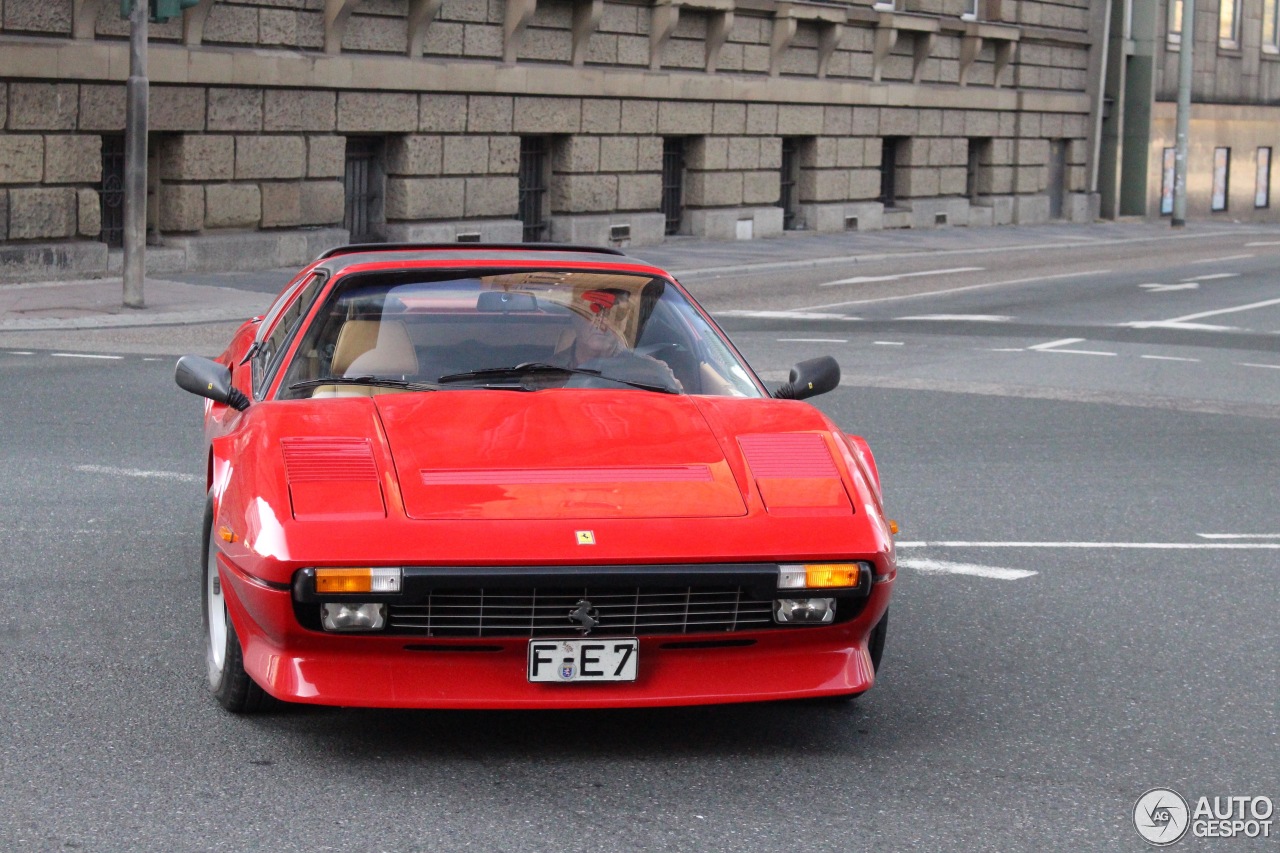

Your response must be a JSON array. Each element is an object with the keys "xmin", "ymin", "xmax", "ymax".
[{"xmin": 554, "ymin": 287, "xmax": 681, "ymax": 391}]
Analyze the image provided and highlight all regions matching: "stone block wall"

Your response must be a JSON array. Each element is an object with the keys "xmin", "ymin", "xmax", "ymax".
[
  {"xmin": 0, "ymin": 0, "xmax": 1105, "ymax": 274},
  {"xmin": 0, "ymin": 82, "xmax": 102, "ymax": 241}
]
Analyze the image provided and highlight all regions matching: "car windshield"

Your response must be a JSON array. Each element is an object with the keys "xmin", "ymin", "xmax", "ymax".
[{"xmin": 276, "ymin": 269, "xmax": 763, "ymax": 400}]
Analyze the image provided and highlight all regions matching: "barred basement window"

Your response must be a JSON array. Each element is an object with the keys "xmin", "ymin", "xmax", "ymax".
[
  {"xmin": 966, "ymin": 137, "xmax": 991, "ymax": 200},
  {"xmin": 344, "ymin": 137, "xmax": 385, "ymax": 243},
  {"xmin": 100, "ymin": 135, "xmax": 125, "ymax": 249},
  {"xmin": 1048, "ymin": 139, "xmax": 1067, "ymax": 220},
  {"xmin": 880, "ymin": 137, "xmax": 904, "ymax": 208},
  {"xmin": 661, "ymin": 137, "xmax": 686, "ymax": 236},
  {"xmin": 780, "ymin": 137, "xmax": 801, "ymax": 230},
  {"xmin": 519, "ymin": 136, "xmax": 550, "ymax": 242}
]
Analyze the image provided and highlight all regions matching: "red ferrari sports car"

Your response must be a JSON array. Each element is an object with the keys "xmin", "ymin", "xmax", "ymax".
[{"xmin": 175, "ymin": 244, "xmax": 895, "ymax": 711}]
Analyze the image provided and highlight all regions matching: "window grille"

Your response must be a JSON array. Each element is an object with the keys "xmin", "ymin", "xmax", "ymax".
[
  {"xmin": 661, "ymin": 138, "xmax": 686, "ymax": 236},
  {"xmin": 519, "ymin": 137, "xmax": 550, "ymax": 242},
  {"xmin": 100, "ymin": 135, "xmax": 125, "ymax": 249}
]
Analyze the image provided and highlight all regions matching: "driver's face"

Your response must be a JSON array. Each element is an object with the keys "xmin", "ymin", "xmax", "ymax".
[{"xmin": 572, "ymin": 295, "xmax": 630, "ymax": 359}]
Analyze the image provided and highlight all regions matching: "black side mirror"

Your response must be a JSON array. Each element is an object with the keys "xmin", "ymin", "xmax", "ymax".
[
  {"xmin": 175, "ymin": 355, "xmax": 250, "ymax": 411},
  {"xmin": 773, "ymin": 356, "xmax": 840, "ymax": 400}
]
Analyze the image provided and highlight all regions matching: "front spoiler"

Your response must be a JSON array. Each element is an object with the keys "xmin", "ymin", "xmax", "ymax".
[{"xmin": 219, "ymin": 554, "xmax": 894, "ymax": 709}]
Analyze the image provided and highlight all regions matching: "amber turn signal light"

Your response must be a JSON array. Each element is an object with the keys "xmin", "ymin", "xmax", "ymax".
[{"xmin": 314, "ymin": 567, "xmax": 402, "ymax": 594}]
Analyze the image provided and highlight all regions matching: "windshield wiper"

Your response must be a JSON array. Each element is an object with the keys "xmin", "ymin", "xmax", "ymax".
[
  {"xmin": 436, "ymin": 363, "xmax": 678, "ymax": 394},
  {"xmin": 288, "ymin": 376, "xmax": 441, "ymax": 392},
  {"xmin": 437, "ymin": 363, "xmax": 600, "ymax": 383}
]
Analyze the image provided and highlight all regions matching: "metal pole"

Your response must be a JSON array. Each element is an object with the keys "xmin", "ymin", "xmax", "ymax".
[
  {"xmin": 1171, "ymin": 0, "xmax": 1195, "ymax": 227},
  {"xmin": 123, "ymin": 0, "xmax": 149, "ymax": 308}
]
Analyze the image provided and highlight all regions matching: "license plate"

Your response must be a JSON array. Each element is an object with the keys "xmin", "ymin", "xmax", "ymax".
[{"xmin": 527, "ymin": 638, "xmax": 639, "ymax": 683}]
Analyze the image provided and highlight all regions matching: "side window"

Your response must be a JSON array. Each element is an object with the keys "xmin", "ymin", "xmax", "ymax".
[{"xmin": 253, "ymin": 273, "xmax": 327, "ymax": 398}]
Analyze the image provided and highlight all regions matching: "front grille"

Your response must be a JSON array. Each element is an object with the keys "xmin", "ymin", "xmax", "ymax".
[{"xmin": 388, "ymin": 586, "xmax": 775, "ymax": 638}]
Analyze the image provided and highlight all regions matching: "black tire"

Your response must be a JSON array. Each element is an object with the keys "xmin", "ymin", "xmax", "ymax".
[
  {"xmin": 201, "ymin": 498, "xmax": 273, "ymax": 713},
  {"xmin": 807, "ymin": 609, "xmax": 889, "ymax": 704},
  {"xmin": 868, "ymin": 609, "xmax": 889, "ymax": 674}
]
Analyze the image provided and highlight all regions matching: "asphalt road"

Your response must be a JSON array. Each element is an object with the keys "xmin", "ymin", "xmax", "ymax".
[{"xmin": 1, "ymin": 231, "xmax": 1278, "ymax": 851}]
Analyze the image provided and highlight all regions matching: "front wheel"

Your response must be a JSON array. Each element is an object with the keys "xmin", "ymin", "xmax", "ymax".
[
  {"xmin": 868, "ymin": 609, "xmax": 888, "ymax": 673},
  {"xmin": 201, "ymin": 499, "xmax": 272, "ymax": 713}
]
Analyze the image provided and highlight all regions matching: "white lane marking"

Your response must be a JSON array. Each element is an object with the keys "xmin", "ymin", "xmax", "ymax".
[
  {"xmin": 1028, "ymin": 338, "xmax": 1118, "ymax": 356},
  {"xmin": 5, "ymin": 351, "xmax": 36, "ymax": 355},
  {"xmin": 51, "ymin": 352, "xmax": 123, "ymax": 360},
  {"xmin": 896, "ymin": 314, "xmax": 1013, "ymax": 322},
  {"xmin": 1245, "ymin": 241, "xmax": 1280, "ymax": 246},
  {"xmin": 819, "ymin": 267, "xmax": 985, "ymax": 287},
  {"xmin": 1191, "ymin": 254, "xmax": 1253, "ymax": 263},
  {"xmin": 1029, "ymin": 338, "xmax": 1085, "ymax": 350},
  {"xmin": 803, "ymin": 269, "xmax": 1110, "ymax": 312},
  {"xmin": 989, "ymin": 347, "xmax": 1025, "ymax": 352},
  {"xmin": 897, "ymin": 557, "xmax": 1037, "ymax": 580},
  {"xmin": 896, "ymin": 540, "xmax": 1280, "ymax": 549},
  {"xmin": 73, "ymin": 464, "xmax": 201, "ymax": 483},
  {"xmin": 1238, "ymin": 362, "xmax": 1280, "ymax": 370},
  {"xmin": 873, "ymin": 341, "xmax": 905, "ymax": 346},
  {"xmin": 717, "ymin": 310, "xmax": 856, "ymax": 321},
  {"xmin": 1141, "ymin": 354, "xmax": 1200, "ymax": 362},
  {"xmin": 1190, "ymin": 273, "xmax": 1240, "ymax": 280},
  {"xmin": 778, "ymin": 338, "xmax": 848, "ymax": 343},
  {"xmin": 1197, "ymin": 533, "xmax": 1280, "ymax": 539},
  {"xmin": 1141, "ymin": 283, "xmax": 1200, "ymax": 292},
  {"xmin": 1126, "ymin": 320, "xmax": 1239, "ymax": 331},
  {"xmin": 1128, "ymin": 295, "xmax": 1280, "ymax": 328}
]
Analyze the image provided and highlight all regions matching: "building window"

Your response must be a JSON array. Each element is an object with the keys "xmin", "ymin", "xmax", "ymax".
[
  {"xmin": 344, "ymin": 137, "xmax": 385, "ymax": 243},
  {"xmin": 1160, "ymin": 147, "xmax": 1176, "ymax": 215},
  {"xmin": 100, "ymin": 135, "xmax": 125, "ymax": 249},
  {"xmin": 966, "ymin": 138, "xmax": 991, "ymax": 200},
  {"xmin": 873, "ymin": 0, "xmax": 895, "ymax": 9},
  {"xmin": 1168, "ymin": 0, "xmax": 1183, "ymax": 44},
  {"xmin": 780, "ymin": 137, "xmax": 802, "ymax": 230},
  {"xmin": 1219, "ymin": 0, "xmax": 1240, "ymax": 47},
  {"xmin": 661, "ymin": 138, "xmax": 686, "ymax": 236},
  {"xmin": 1256, "ymin": 147, "xmax": 1272, "ymax": 209},
  {"xmin": 1266, "ymin": 0, "xmax": 1280, "ymax": 51},
  {"xmin": 880, "ymin": 137, "xmax": 904, "ymax": 208},
  {"xmin": 1212, "ymin": 147, "xmax": 1231, "ymax": 212},
  {"xmin": 961, "ymin": 0, "xmax": 979, "ymax": 20},
  {"xmin": 1048, "ymin": 140, "xmax": 1067, "ymax": 220},
  {"xmin": 519, "ymin": 136, "xmax": 550, "ymax": 242}
]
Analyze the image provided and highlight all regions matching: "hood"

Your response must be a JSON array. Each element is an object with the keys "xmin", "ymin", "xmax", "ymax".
[{"xmin": 374, "ymin": 391, "xmax": 749, "ymax": 520}]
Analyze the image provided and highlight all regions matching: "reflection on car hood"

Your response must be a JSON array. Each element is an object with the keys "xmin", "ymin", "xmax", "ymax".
[{"xmin": 375, "ymin": 391, "xmax": 749, "ymax": 520}]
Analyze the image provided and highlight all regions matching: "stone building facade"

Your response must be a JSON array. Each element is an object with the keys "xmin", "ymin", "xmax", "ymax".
[
  {"xmin": 1100, "ymin": 0, "xmax": 1280, "ymax": 220},
  {"xmin": 0, "ymin": 0, "xmax": 1104, "ymax": 280}
]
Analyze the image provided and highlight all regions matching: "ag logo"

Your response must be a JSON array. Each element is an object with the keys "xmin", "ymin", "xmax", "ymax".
[{"xmin": 1134, "ymin": 788, "xmax": 1190, "ymax": 846}]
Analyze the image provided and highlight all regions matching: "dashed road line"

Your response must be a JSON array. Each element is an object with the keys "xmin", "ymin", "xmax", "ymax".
[
  {"xmin": 1141, "ymin": 354, "xmax": 1200, "ymax": 362},
  {"xmin": 1028, "ymin": 338, "xmax": 1117, "ymax": 356},
  {"xmin": 1191, "ymin": 273, "xmax": 1240, "ymax": 280},
  {"xmin": 51, "ymin": 352, "xmax": 123, "ymax": 360},
  {"xmin": 1197, "ymin": 533, "xmax": 1280, "ymax": 539},
  {"xmin": 803, "ymin": 269, "xmax": 1112, "ymax": 312},
  {"xmin": 1127, "ymin": 295, "xmax": 1280, "ymax": 329},
  {"xmin": 897, "ymin": 557, "xmax": 1037, "ymax": 581},
  {"xmin": 1238, "ymin": 362, "xmax": 1280, "ymax": 370},
  {"xmin": 1191, "ymin": 254, "xmax": 1254, "ymax": 263},
  {"xmin": 73, "ymin": 464, "xmax": 201, "ymax": 483},
  {"xmin": 1140, "ymin": 283, "xmax": 1199, "ymax": 292},
  {"xmin": 896, "ymin": 314, "xmax": 1013, "ymax": 322},
  {"xmin": 819, "ymin": 266, "xmax": 985, "ymax": 287},
  {"xmin": 777, "ymin": 338, "xmax": 848, "ymax": 343},
  {"xmin": 873, "ymin": 341, "xmax": 905, "ymax": 346}
]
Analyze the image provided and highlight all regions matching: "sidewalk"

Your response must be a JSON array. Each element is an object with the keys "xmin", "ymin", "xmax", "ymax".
[{"xmin": 2, "ymin": 219, "xmax": 1275, "ymax": 335}]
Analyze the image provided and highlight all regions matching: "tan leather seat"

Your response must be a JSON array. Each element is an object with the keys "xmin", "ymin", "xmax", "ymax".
[{"xmin": 311, "ymin": 320, "xmax": 419, "ymax": 398}]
